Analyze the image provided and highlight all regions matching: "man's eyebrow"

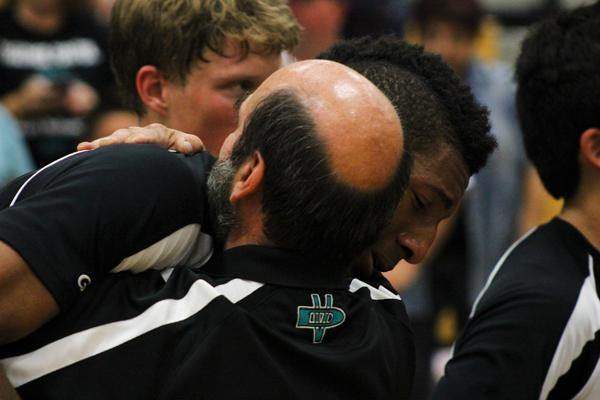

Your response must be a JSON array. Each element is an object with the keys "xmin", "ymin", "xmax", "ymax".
[
  {"xmin": 429, "ymin": 184, "xmax": 454, "ymax": 211},
  {"xmin": 235, "ymin": 90, "xmax": 253, "ymax": 112}
]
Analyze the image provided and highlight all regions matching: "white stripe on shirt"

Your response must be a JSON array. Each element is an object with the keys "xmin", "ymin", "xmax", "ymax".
[
  {"xmin": 349, "ymin": 279, "xmax": 402, "ymax": 301},
  {"xmin": 469, "ymin": 227, "xmax": 537, "ymax": 319},
  {"xmin": 540, "ymin": 255, "xmax": 600, "ymax": 400},
  {"xmin": 1, "ymin": 278, "xmax": 263, "ymax": 387},
  {"xmin": 10, "ymin": 150, "xmax": 87, "ymax": 207}
]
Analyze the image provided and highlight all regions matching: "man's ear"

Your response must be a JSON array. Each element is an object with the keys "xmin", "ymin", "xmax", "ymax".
[
  {"xmin": 580, "ymin": 128, "xmax": 600, "ymax": 169},
  {"xmin": 136, "ymin": 65, "xmax": 168, "ymax": 116},
  {"xmin": 230, "ymin": 151, "xmax": 265, "ymax": 204}
]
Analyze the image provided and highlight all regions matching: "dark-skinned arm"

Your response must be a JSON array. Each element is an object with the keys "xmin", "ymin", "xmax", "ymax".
[
  {"xmin": 0, "ymin": 241, "xmax": 58, "ymax": 344},
  {"xmin": 0, "ymin": 145, "xmax": 211, "ymax": 344}
]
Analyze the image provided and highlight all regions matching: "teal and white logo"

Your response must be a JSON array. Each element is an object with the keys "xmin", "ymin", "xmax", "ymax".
[{"xmin": 296, "ymin": 294, "xmax": 346, "ymax": 344}]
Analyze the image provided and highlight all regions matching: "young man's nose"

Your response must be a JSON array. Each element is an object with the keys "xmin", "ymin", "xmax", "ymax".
[{"xmin": 398, "ymin": 228, "xmax": 436, "ymax": 264}]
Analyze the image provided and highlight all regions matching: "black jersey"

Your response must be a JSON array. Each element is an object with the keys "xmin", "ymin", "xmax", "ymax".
[
  {"xmin": 0, "ymin": 144, "xmax": 215, "ymax": 311},
  {"xmin": 0, "ymin": 245, "xmax": 415, "ymax": 399},
  {"xmin": 0, "ymin": 144, "xmax": 416, "ymax": 398},
  {"xmin": 433, "ymin": 218, "xmax": 600, "ymax": 399}
]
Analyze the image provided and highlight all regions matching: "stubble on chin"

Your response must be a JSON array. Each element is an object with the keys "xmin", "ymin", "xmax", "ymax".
[{"xmin": 207, "ymin": 159, "xmax": 238, "ymax": 243}]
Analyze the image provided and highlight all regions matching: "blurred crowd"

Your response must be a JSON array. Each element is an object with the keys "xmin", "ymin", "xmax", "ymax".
[
  {"xmin": 0, "ymin": 0, "xmax": 136, "ymax": 175},
  {"xmin": 0, "ymin": 0, "xmax": 594, "ymax": 398}
]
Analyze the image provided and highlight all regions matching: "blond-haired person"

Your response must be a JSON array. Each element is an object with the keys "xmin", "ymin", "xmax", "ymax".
[{"xmin": 109, "ymin": 0, "xmax": 300, "ymax": 155}]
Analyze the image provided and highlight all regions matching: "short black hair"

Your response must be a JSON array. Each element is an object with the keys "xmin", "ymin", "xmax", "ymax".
[
  {"xmin": 319, "ymin": 35, "xmax": 495, "ymax": 175},
  {"xmin": 516, "ymin": 2, "xmax": 600, "ymax": 199},
  {"xmin": 412, "ymin": 0, "xmax": 484, "ymax": 37},
  {"xmin": 230, "ymin": 89, "xmax": 411, "ymax": 265}
]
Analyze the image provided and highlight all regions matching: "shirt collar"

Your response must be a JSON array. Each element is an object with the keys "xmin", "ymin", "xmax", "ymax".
[
  {"xmin": 554, "ymin": 217, "xmax": 600, "ymax": 261},
  {"xmin": 201, "ymin": 245, "xmax": 352, "ymax": 289}
]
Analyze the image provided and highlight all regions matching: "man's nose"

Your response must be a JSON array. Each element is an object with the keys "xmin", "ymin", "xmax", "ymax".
[{"xmin": 397, "ymin": 228, "xmax": 436, "ymax": 264}]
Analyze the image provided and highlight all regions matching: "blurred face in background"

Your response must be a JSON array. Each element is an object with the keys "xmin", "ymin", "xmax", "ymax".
[
  {"xmin": 289, "ymin": 0, "xmax": 348, "ymax": 60},
  {"xmin": 18, "ymin": 0, "xmax": 68, "ymax": 13},
  {"xmin": 419, "ymin": 19, "xmax": 475, "ymax": 77},
  {"xmin": 16, "ymin": 0, "xmax": 92, "ymax": 17},
  {"xmin": 92, "ymin": 0, "xmax": 115, "ymax": 25}
]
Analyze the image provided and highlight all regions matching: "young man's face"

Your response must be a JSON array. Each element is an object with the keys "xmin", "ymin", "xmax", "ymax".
[
  {"xmin": 368, "ymin": 146, "xmax": 469, "ymax": 271},
  {"xmin": 163, "ymin": 38, "xmax": 281, "ymax": 155}
]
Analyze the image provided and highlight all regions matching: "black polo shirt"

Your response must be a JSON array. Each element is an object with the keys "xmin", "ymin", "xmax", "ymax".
[
  {"xmin": 434, "ymin": 218, "xmax": 600, "ymax": 399},
  {"xmin": 1, "ymin": 245, "xmax": 415, "ymax": 399},
  {"xmin": 0, "ymin": 144, "xmax": 215, "ymax": 311}
]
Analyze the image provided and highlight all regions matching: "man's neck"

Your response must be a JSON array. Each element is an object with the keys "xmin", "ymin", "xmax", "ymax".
[
  {"xmin": 560, "ymin": 191, "xmax": 600, "ymax": 252},
  {"xmin": 224, "ymin": 229, "xmax": 272, "ymax": 251}
]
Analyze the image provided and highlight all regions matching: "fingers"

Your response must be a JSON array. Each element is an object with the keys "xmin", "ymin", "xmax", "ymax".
[
  {"xmin": 76, "ymin": 128, "xmax": 132, "ymax": 150},
  {"xmin": 77, "ymin": 135, "xmax": 123, "ymax": 151},
  {"xmin": 119, "ymin": 124, "xmax": 204, "ymax": 155},
  {"xmin": 119, "ymin": 125, "xmax": 173, "ymax": 147},
  {"xmin": 76, "ymin": 141, "xmax": 95, "ymax": 151},
  {"xmin": 76, "ymin": 123, "xmax": 205, "ymax": 154},
  {"xmin": 173, "ymin": 132, "xmax": 204, "ymax": 155}
]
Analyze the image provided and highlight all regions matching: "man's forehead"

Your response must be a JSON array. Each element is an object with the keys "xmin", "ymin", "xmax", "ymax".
[
  {"xmin": 192, "ymin": 39, "xmax": 282, "ymax": 83},
  {"xmin": 200, "ymin": 37, "xmax": 276, "ymax": 62},
  {"xmin": 414, "ymin": 147, "xmax": 469, "ymax": 209}
]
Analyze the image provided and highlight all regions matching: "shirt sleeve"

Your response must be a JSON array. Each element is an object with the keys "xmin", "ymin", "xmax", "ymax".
[
  {"xmin": 0, "ymin": 144, "xmax": 214, "ymax": 311},
  {"xmin": 432, "ymin": 266, "xmax": 575, "ymax": 400}
]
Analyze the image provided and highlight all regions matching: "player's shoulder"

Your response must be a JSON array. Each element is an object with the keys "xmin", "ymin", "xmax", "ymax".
[
  {"xmin": 498, "ymin": 221, "xmax": 575, "ymax": 277},
  {"xmin": 349, "ymin": 277, "xmax": 412, "ymax": 331},
  {"xmin": 6, "ymin": 146, "xmax": 215, "ymax": 205},
  {"xmin": 77, "ymin": 144, "xmax": 214, "ymax": 183},
  {"xmin": 477, "ymin": 220, "xmax": 588, "ymax": 313},
  {"xmin": 88, "ymin": 143, "xmax": 194, "ymax": 166}
]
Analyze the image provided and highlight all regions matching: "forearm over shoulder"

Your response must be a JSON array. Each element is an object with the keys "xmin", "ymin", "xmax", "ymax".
[
  {"xmin": 0, "ymin": 241, "xmax": 58, "ymax": 344},
  {"xmin": 0, "ymin": 146, "xmax": 213, "ymax": 341}
]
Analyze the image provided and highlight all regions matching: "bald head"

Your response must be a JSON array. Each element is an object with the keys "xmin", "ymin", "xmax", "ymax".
[
  {"xmin": 212, "ymin": 59, "xmax": 411, "ymax": 264},
  {"xmin": 240, "ymin": 60, "xmax": 404, "ymax": 191}
]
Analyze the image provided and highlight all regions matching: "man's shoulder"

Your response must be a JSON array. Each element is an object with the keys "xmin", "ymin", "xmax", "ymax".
[
  {"xmin": 86, "ymin": 144, "xmax": 213, "ymax": 170},
  {"xmin": 474, "ymin": 219, "xmax": 591, "ymax": 315},
  {"xmin": 493, "ymin": 220, "xmax": 580, "ymax": 279},
  {"xmin": 2, "ymin": 268, "xmax": 416, "ymax": 398},
  {"xmin": 22, "ymin": 145, "xmax": 214, "ymax": 196},
  {"xmin": 0, "ymin": 267, "xmax": 238, "ymax": 391},
  {"xmin": 1, "ymin": 266, "xmax": 229, "ymax": 353}
]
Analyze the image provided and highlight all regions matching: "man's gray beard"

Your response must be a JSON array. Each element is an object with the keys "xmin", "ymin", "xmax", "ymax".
[{"xmin": 207, "ymin": 159, "xmax": 238, "ymax": 243}]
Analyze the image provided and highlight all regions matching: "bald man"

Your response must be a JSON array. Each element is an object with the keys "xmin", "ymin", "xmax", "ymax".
[{"xmin": 0, "ymin": 60, "xmax": 413, "ymax": 399}]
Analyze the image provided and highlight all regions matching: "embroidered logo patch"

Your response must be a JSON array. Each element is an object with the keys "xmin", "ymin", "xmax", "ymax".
[{"xmin": 296, "ymin": 294, "xmax": 346, "ymax": 343}]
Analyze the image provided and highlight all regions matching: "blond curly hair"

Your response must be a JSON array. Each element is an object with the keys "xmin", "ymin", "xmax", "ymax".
[{"xmin": 110, "ymin": 0, "xmax": 301, "ymax": 114}]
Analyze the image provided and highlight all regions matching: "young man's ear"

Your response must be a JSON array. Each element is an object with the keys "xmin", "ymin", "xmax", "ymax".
[
  {"xmin": 230, "ymin": 151, "xmax": 265, "ymax": 204},
  {"xmin": 136, "ymin": 65, "xmax": 168, "ymax": 116},
  {"xmin": 579, "ymin": 128, "xmax": 600, "ymax": 169}
]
